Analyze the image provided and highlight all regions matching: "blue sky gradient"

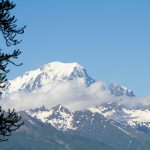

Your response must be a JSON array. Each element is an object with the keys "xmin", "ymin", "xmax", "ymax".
[{"xmin": 6, "ymin": 0, "xmax": 150, "ymax": 96}]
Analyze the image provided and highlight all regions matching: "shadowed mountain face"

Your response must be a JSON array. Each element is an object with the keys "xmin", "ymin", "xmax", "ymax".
[
  {"xmin": 1, "ymin": 108, "xmax": 150, "ymax": 150},
  {"xmin": 1, "ymin": 112, "xmax": 113, "ymax": 150}
]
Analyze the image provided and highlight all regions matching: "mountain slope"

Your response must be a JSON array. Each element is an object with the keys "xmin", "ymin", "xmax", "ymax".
[
  {"xmin": 4, "ymin": 62, "xmax": 95, "ymax": 94},
  {"xmin": 89, "ymin": 102, "xmax": 150, "ymax": 134},
  {"xmin": 2, "ymin": 61, "xmax": 150, "ymax": 149},
  {"xmin": 25, "ymin": 105, "xmax": 150, "ymax": 150},
  {"xmin": 108, "ymin": 82, "xmax": 135, "ymax": 97},
  {"xmin": 1, "ymin": 111, "xmax": 113, "ymax": 150}
]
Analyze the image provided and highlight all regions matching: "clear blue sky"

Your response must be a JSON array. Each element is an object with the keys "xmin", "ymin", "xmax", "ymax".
[{"xmin": 7, "ymin": 0, "xmax": 150, "ymax": 96}]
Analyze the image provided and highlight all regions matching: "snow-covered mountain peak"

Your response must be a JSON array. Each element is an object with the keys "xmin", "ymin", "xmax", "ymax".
[
  {"xmin": 40, "ymin": 61, "xmax": 82, "ymax": 74},
  {"xmin": 108, "ymin": 82, "xmax": 135, "ymax": 97},
  {"xmin": 4, "ymin": 61, "xmax": 95, "ymax": 94},
  {"xmin": 51, "ymin": 104, "xmax": 72, "ymax": 115},
  {"xmin": 39, "ymin": 61, "xmax": 90, "ymax": 81},
  {"xmin": 27, "ymin": 105, "xmax": 74, "ymax": 131}
]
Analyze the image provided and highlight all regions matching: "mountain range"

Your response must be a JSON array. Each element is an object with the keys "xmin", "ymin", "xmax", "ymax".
[{"xmin": 1, "ymin": 61, "xmax": 150, "ymax": 150}]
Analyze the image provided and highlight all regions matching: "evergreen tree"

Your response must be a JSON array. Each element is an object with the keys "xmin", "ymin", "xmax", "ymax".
[{"xmin": 0, "ymin": 0, "xmax": 25, "ymax": 141}]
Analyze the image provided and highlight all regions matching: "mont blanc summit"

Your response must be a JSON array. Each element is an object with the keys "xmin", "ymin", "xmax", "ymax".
[{"xmin": 4, "ymin": 62, "xmax": 95, "ymax": 94}]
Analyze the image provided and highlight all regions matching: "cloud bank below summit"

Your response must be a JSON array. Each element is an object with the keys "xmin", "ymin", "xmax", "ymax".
[
  {"xmin": 1, "ymin": 80, "xmax": 150, "ymax": 111},
  {"xmin": 1, "ymin": 81, "xmax": 114, "ymax": 111}
]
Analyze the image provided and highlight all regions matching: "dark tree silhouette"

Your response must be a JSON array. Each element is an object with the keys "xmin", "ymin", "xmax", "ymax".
[
  {"xmin": 0, "ymin": 107, "xmax": 23, "ymax": 142},
  {"xmin": 0, "ymin": 0, "xmax": 25, "ymax": 141}
]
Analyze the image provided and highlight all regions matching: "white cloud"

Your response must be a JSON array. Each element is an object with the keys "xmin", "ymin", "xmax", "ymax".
[
  {"xmin": 0, "ymin": 81, "xmax": 113, "ymax": 111},
  {"xmin": 1, "ymin": 80, "xmax": 150, "ymax": 111}
]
